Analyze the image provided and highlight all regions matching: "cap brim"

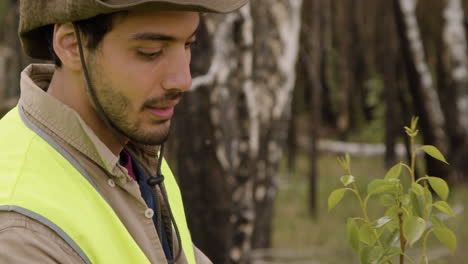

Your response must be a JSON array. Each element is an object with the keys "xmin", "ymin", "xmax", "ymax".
[{"xmin": 96, "ymin": 0, "xmax": 248, "ymax": 13}]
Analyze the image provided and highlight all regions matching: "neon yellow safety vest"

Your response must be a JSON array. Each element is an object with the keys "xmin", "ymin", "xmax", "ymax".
[{"xmin": 0, "ymin": 107, "xmax": 196, "ymax": 264}]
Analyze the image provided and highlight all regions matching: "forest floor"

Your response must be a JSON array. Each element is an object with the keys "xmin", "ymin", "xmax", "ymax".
[{"xmin": 267, "ymin": 154, "xmax": 468, "ymax": 264}]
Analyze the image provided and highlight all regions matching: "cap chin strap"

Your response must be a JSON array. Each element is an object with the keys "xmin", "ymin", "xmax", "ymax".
[{"xmin": 73, "ymin": 23, "xmax": 183, "ymax": 263}]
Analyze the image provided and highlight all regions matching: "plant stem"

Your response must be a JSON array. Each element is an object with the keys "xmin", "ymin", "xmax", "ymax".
[
  {"xmin": 352, "ymin": 183, "xmax": 368, "ymax": 219},
  {"xmin": 410, "ymin": 136, "xmax": 416, "ymax": 183},
  {"xmin": 421, "ymin": 229, "xmax": 433, "ymax": 262},
  {"xmin": 399, "ymin": 210, "xmax": 406, "ymax": 264},
  {"xmin": 352, "ymin": 184, "xmax": 386, "ymax": 248}
]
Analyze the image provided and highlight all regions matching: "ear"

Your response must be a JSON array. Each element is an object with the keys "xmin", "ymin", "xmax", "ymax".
[{"xmin": 53, "ymin": 23, "xmax": 82, "ymax": 71}]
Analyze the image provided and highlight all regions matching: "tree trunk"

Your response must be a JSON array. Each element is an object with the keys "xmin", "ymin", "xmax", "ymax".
[
  {"xmin": 286, "ymin": 108, "xmax": 297, "ymax": 171},
  {"xmin": 1, "ymin": 0, "xmax": 27, "ymax": 99},
  {"xmin": 0, "ymin": 0, "xmax": 30, "ymax": 117},
  {"xmin": 318, "ymin": 0, "xmax": 334, "ymax": 130},
  {"xmin": 380, "ymin": 0, "xmax": 399, "ymax": 168},
  {"xmin": 299, "ymin": 0, "xmax": 325, "ymax": 218},
  {"xmin": 394, "ymin": 0, "xmax": 451, "ymax": 180},
  {"xmin": 171, "ymin": 1, "xmax": 303, "ymax": 263},
  {"xmin": 334, "ymin": 0, "xmax": 352, "ymax": 139},
  {"xmin": 441, "ymin": 0, "xmax": 468, "ymax": 181}
]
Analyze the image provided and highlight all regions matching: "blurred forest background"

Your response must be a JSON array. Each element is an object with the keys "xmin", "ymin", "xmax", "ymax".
[{"xmin": 1, "ymin": 0, "xmax": 468, "ymax": 263}]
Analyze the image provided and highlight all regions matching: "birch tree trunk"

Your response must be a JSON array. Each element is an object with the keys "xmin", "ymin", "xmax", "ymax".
[
  {"xmin": 441, "ymin": 0, "xmax": 468, "ymax": 181},
  {"xmin": 170, "ymin": 1, "xmax": 303, "ymax": 263},
  {"xmin": 394, "ymin": 0, "xmax": 450, "ymax": 179}
]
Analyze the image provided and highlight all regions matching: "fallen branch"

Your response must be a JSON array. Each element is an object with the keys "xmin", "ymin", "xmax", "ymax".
[{"xmin": 297, "ymin": 136, "xmax": 413, "ymax": 157}]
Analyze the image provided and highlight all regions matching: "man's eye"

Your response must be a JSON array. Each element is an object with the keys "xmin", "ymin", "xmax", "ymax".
[
  {"xmin": 137, "ymin": 50, "xmax": 162, "ymax": 59},
  {"xmin": 185, "ymin": 40, "xmax": 198, "ymax": 49}
]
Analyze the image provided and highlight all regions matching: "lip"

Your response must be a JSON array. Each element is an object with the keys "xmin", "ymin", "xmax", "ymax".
[{"xmin": 147, "ymin": 106, "xmax": 175, "ymax": 120}]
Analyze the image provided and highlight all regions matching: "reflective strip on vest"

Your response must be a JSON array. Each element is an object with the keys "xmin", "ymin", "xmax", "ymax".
[{"xmin": 0, "ymin": 107, "xmax": 196, "ymax": 264}]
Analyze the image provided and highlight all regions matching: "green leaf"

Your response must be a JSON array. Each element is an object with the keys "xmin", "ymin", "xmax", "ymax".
[
  {"xmin": 359, "ymin": 246, "xmax": 384, "ymax": 264},
  {"xmin": 380, "ymin": 230, "xmax": 400, "ymax": 247},
  {"xmin": 338, "ymin": 154, "xmax": 352, "ymax": 169},
  {"xmin": 433, "ymin": 201, "xmax": 455, "ymax": 217},
  {"xmin": 405, "ymin": 126, "xmax": 413, "ymax": 135},
  {"xmin": 430, "ymin": 215, "xmax": 445, "ymax": 228},
  {"xmin": 340, "ymin": 175, "xmax": 355, "ymax": 186},
  {"xmin": 424, "ymin": 186, "xmax": 433, "ymax": 217},
  {"xmin": 403, "ymin": 216, "xmax": 426, "ymax": 246},
  {"xmin": 359, "ymin": 246, "xmax": 371, "ymax": 264},
  {"xmin": 385, "ymin": 205, "xmax": 399, "ymax": 217},
  {"xmin": 346, "ymin": 153, "xmax": 351, "ymax": 165},
  {"xmin": 410, "ymin": 191, "xmax": 425, "ymax": 218},
  {"xmin": 373, "ymin": 216, "xmax": 393, "ymax": 229},
  {"xmin": 411, "ymin": 116, "xmax": 419, "ymax": 130},
  {"xmin": 367, "ymin": 179, "xmax": 397, "ymax": 196},
  {"xmin": 419, "ymin": 255, "xmax": 429, "ymax": 264},
  {"xmin": 420, "ymin": 145, "xmax": 449, "ymax": 164},
  {"xmin": 427, "ymin": 177, "xmax": 449, "ymax": 201},
  {"xmin": 401, "ymin": 194, "xmax": 411, "ymax": 206},
  {"xmin": 433, "ymin": 227, "xmax": 457, "ymax": 252},
  {"xmin": 359, "ymin": 224, "xmax": 376, "ymax": 246},
  {"xmin": 411, "ymin": 182, "xmax": 424, "ymax": 196},
  {"xmin": 384, "ymin": 206, "xmax": 400, "ymax": 232},
  {"xmin": 338, "ymin": 156, "xmax": 347, "ymax": 169},
  {"xmin": 347, "ymin": 218, "xmax": 360, "ymax": 252},
  {"xmin": 378, "ymin": 246, "xmax": 401, "ymax": 263},
  {"xmin": 385, "ymin": 163, "xmax": 402, "ymax": 180},
  {"xmin": 328, "ymin": 188, "xmax": 348, "ymax": 211},
  {"xmin": 372, "ymin": 185, "xmax": 395, "ymax": 196},
  {"xmin": 380, "ymin": 194, "xmax": 395, "ymax": 207},
  {"xmin": 367, "ymin": 179, "xmax": 386, "ymax": 193}
]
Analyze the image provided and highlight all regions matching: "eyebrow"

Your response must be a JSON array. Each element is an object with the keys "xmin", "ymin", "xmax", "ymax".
[{"xmin": 130, "ymin": 24, "xmax": 200, "ymax": 42}]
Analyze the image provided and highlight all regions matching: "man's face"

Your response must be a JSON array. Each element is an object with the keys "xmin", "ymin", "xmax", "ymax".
[{"xmin": 86, "ymin": 10, "xmax": 199, "ymax": 145}]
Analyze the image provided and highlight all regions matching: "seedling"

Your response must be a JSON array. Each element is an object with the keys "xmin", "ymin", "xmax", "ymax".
[{"xmin": 328, "ymin": 117, "xmax": 456, "ymax": 264}]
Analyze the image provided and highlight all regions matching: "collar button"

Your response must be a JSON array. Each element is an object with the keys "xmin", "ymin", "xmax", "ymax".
[
  {"xmin": 107, "ymin": 179, "xmax": 116, "ymax": 188},
  {"xmin": 144, "ymin": 208, "xmax": 154, "ymax": 219}
]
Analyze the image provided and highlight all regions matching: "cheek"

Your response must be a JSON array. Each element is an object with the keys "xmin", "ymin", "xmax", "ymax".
[
  {"xmin": 187, "ymin": 49, "xmax": 192, "ymax": 62},
  {"xmin": 122, "ymin": 69, "xmax": 162, "ymax": 110},
  {"xmin": 102, "ymin": 48, "xmax": 165, "ymax": 102}
]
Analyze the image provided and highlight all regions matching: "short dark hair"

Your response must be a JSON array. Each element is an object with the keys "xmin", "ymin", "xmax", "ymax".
[{"xmin": 47, "ymin": 13, "xmax": 122, "ymax": 67}]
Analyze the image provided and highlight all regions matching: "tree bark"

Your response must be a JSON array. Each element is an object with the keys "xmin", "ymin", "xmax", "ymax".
[
  {"xmin": 318, "ymin": 0, "xmax": 334, "ymax": 129},
  {"xmin": 380, "ymin": 0, "xmax": 399, "ymax": 168},
  {"xmin": 250, "ymin": 0, "xmax": 303, "ymax": 250},
  {"xmin": 171, "ymin": 1, "xmax": 303, "ymax": 263},
  {"xmin": 334, "ymin": 0, "xmax": 352, "ymax": 139},
  {"xmin": 1, "ymin": 0, "xmax": 30, "ymax": 109},
  {"xmin": 440, "ymin": 0, "xmax": 468, "ymax": 181},
  {"xmin": 394, "ymin": 0, "xmax": 450, "ymax": 179},
  {"xmin": 299, "ymin": 0, "xmax": 325, "ymax": 217},
  {"xmin": 1, "ymin": 0, "xmax": 27, "ymax": 99}
]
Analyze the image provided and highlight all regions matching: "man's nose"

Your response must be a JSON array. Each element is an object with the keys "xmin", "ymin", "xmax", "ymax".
[{"xmin": 161, "ymin": 49, "xmax": 192, "ymax": 92}]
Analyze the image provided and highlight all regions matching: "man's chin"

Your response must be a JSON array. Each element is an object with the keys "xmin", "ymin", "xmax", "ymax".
[
  {"xmin": 129, "ymin": 135, "xmax": 168, "ymax": 146},
  {"xmin": 129, "ymin": 128, "xmax": 170, "ymax": 146}
]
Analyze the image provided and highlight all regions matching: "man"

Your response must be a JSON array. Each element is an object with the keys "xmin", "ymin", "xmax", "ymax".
[{"xmin": 0, "ymin": 0, "xmax": 247, "ymax": 263}]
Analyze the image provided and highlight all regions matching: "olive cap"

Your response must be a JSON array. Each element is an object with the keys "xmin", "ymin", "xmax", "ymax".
[{"xmin": 19, "ymin": 0, "xmax": 248, "ymax": 59}]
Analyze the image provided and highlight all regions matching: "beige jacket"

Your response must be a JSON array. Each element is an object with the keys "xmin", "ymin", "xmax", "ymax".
[{"xmin": 0, "ymin": 64, "xmax": 212, "ymax": 264}]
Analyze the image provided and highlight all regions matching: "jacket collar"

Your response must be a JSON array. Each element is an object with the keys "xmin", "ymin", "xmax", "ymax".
[{"xmin": 19, "ymin": 64, "xmax": 159, "ymax": 181}]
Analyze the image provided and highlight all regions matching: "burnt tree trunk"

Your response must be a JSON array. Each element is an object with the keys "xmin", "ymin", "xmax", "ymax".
[{"xmin": 171, "ymin": 1, "xmax": 303, "ymax": 263}]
